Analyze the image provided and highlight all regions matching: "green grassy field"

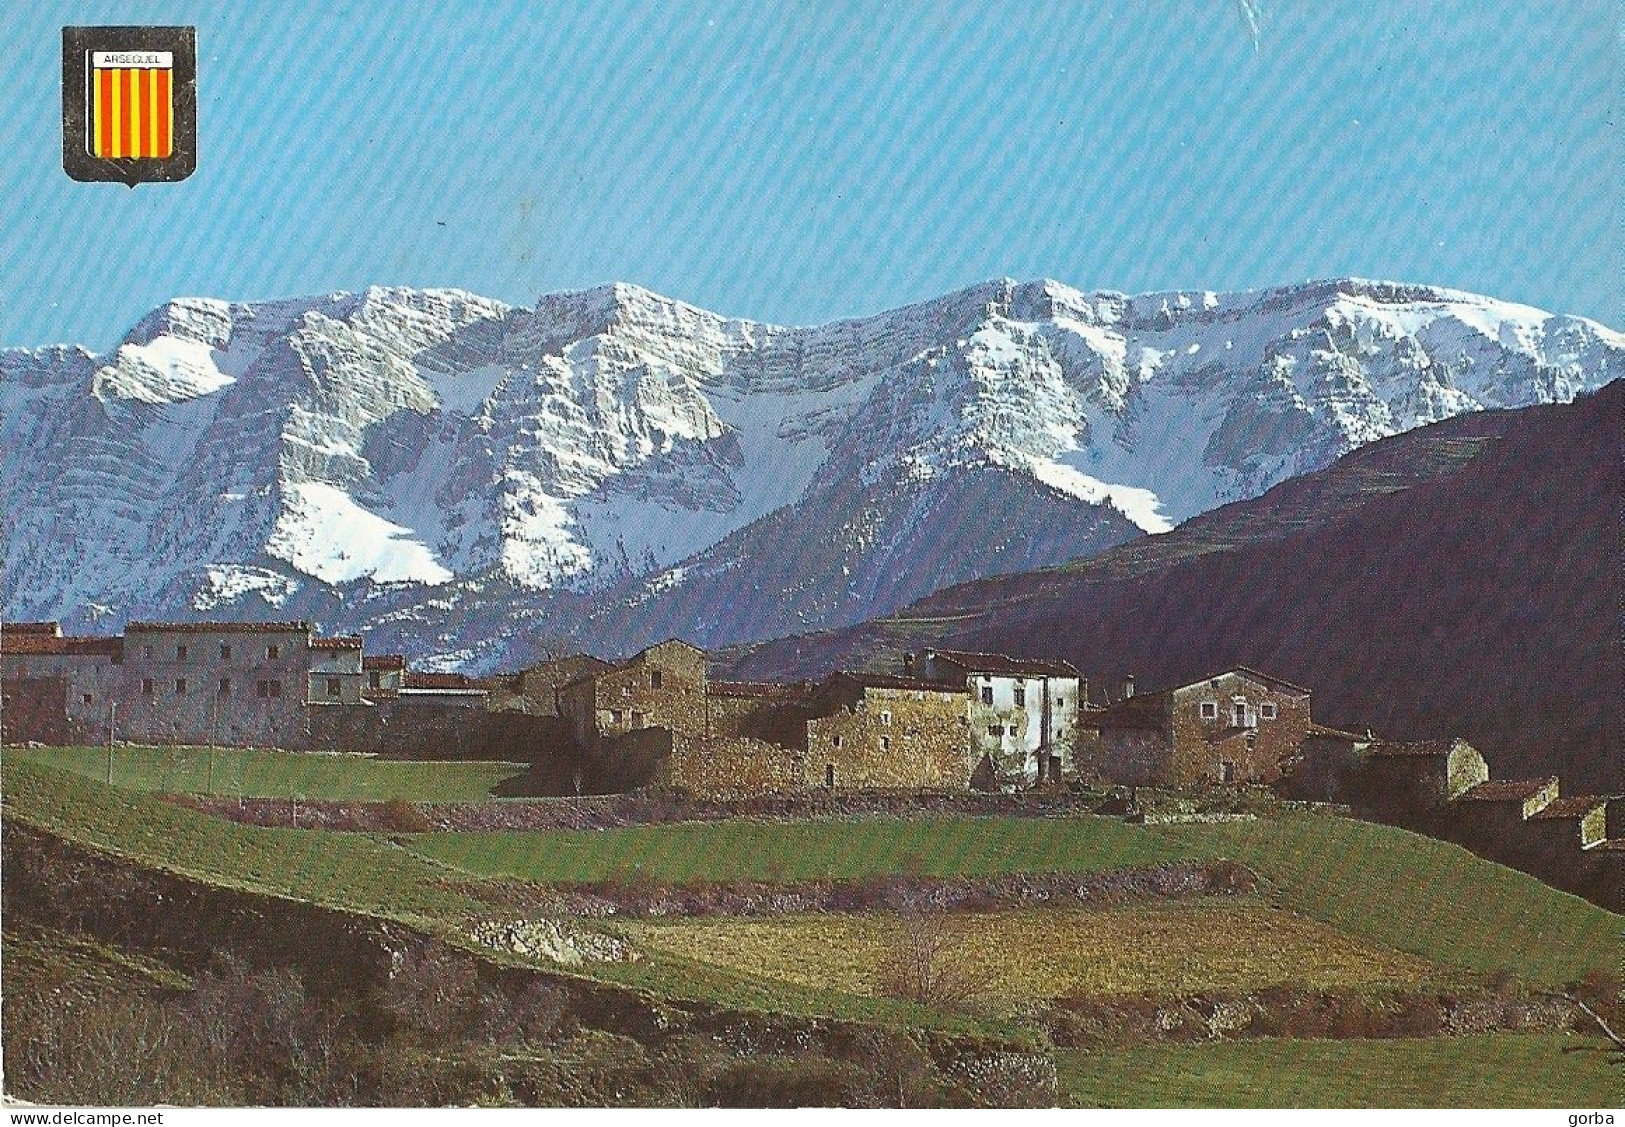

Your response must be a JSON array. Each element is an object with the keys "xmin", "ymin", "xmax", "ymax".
[
  {"xmin": 1057, "ymin": 1033, "xmax": 1619, "ymax": 1107},
  {"xmin": 2, "ymin": 745, "xmax": 528, "ymax": 801},
  {"xmin": 409, "ymin": 812, "xmax": 1620, "ymax": 985},
  {"xmin": 0, "ymin": 758, "xmax": 499, "ymax": 926}
]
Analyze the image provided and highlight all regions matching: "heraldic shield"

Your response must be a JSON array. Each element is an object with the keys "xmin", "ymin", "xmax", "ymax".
[{"xmin": 63, "ymin": 26, "xmax": 196, "ymax": 185}]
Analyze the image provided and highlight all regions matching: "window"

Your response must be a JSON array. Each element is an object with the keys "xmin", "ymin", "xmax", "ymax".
[
  {"xmin": 142, "ymin": 678, "xmax": 154, "ymax": 695},
  {"xmin": 610, "ymin": 709, "xmax": 624, "ymax": 725},
  {"xmin": 267, "ymin": 644, "xmax": 280, "ymax": 660},
  {"xmin": 621, "ymin": 684, "xmax": 631, "ymax": 697},
  {"xmin": 326, "ymin": 676, "xmax": 343, "ymax": 698},
  {"xmin": 1200, "ymin": 701, "xmax": 1218, "ymax": 720},
  {"xmin": 632, "ymin": 711, "xmax": 645, "ymax": 728},
  {"xmin": 256, "ymin": 680, "xmax": 269, "ymax": 698},
  {"xmin": 832, "ymin": 735, "xmax": 843, "ymax": 749},
  {"xmin": 825, "ymin": 764, "xmax": 836, "ymax": 788},
  {"xmin": 176, "ymin": 644, "xmax": 188, "ymax": 661},
  {"xmin": 268, "ymin": 679, "xmax": 282, "ymax": 699},
  {"xmin": 987, "ymin": 724, "xmax": 1003, "ymax": 736},
  {"xmin": 1013, "ymin": 684, "xmax": 1026, "ymax": 707},
  {"xmin": 1233, "ymin": 702, "xmax": 1247, "ymax": 727},
  {"xmin": 174, "ymin": 678, "xmax": 187, "ymax": 696},
  {"xmin": 980, "ymin": 686, "xmax": 994, "ymax": 705},
  {"xmin": 1219, "ymin": 762, "xmax": 1236, "ymax": 784},
  {"xmin": 1261, "ymin": 702, "xmax": 1278, "ymax": 720},
  {"xmin": 650, "ymin": 670, "xmax": 663, "ymax": 690},
  {"xmin": 220, "ymin": 643, "xmax": 232, "ymax": 660},
  {"xmin": 880, "ymin": 736, "xmax": 891, "ymax": 752},
  {"xmin": 218, "ymin": 678, "xmax": 231, "ymax": 697},
  {"xmin": 880, "ymin": 710, "xmax": 892, "ymax": 727},
  {"xmin": 82, "ymin": 693, "xmax": 94, "ymax": 705},
  {"xmin": 369, "ymin": 671, "xmax": 381, "ymax": 689}
]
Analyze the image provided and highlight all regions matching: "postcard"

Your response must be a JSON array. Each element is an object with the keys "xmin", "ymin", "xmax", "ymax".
[{"xmin": 1, "ymin": 1, "xmax": 1619, "ymax": 1114}]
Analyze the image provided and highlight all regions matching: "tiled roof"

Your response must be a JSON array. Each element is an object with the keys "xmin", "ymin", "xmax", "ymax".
[
  {"xmin": 405, "ymin": 671, "xmax": 480, "ymax": 690},
  {"xmin": 363, "ymin": 654, "xmax": 407, "ymax": 670},
  {"xmin": 126, "ymin": 620, "xmax": 310, "ymax": 634},
  {"xmin": 1366, "ymin": 739, "xmax": 1464, "ymax": 758},
  {"xmin": 1529, "ymin": 796, "xmax": 1608, "ymax": 820},
  {"xmin": 1177, "ymin": 667, "xmax": 1313, "ymax": 697},
  {"xmin": 1305, "ymin": 723, "xmax": 1370, "ymax": 741},
  {"xmin": 830, "ymin": 671, "xmax": 961, "ymax": 693},
  {"xmin": 709, "ymin": 680, "xmax": 815, "ymax": 700},
  {"xmin": 2, "ymin": 634, "xmax": 122, "ymax": 657},
  {"xmin": 1460, "ymin": 778, "xmax": 1558, "ymax": 803},
  {"xmin": 310, "ymin": 636, "xmax": 363, "ymax": 650},
  {"xmin": 7, "ymin": 622, "xmax": 62, "ymax": 635},
  {"xmin": 923, "ymin": 649, "xmax": 1081, "ymax": 678},
  {"xmin": 1089, "ymin": 694, "xmax": 1168, "ymax": 731}
]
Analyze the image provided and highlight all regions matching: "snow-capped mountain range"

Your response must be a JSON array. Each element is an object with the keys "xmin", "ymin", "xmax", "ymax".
[{"xmin": 3, "ymin": 277, "xmax": 1619, "ymax": 669}]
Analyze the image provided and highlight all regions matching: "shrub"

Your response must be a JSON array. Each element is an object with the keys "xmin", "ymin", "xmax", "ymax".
[{"xmin": 380, "ymin": 798, "xmax": 433, "ymax": 833}]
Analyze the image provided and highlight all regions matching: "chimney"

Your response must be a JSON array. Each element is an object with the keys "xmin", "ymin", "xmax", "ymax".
[
  {"xmin": 902, "ymin": 652, "xmax": 915, "ymax": 675},
  {"xmin": 1121, "ymin": 675, "xmax": 1135, "ymax": 700}
]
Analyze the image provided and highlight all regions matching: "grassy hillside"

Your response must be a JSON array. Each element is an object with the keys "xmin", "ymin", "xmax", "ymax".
[
  {"xmin": 725, "ymin": 384, "xmax": 1623, "ymax": 791},
  {"xmin": 409, "ymin": 812, "xmax": 1620, "ymax": 985},
  {"xmin": 3, "ymin": 745, "xmax": 528, "ymax": 802},
  {"xmin": 1057, "ymin": 1033, "xmax": 1619, "ymax": 1108}
]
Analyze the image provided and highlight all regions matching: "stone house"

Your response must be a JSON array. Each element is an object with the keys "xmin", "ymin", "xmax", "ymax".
[
  {"xmin": 905, "ymin": 649, "xmax": 1083, "ymax": 790},
  {"xmin": 557, "ymin": 639, "xmax": 708, "ymax": 762},
  {"xmin": 803, "ymin": 672, "xmax": 972, "ymax": 791},
  {"xmin": 484, "ymin": 654, "xmax": 612, "ymax": 715},
  {"xmin": 308, "ymin": 637, "xmax": 366, "ymax": 706},
  {"xmin": 1084, "ymin": 668, "xmax": 1314, "ymax": 787},
  {"xmin": 1, "ymin": 624, "xmax": 125, "ymax": 741},
  {"xmin": 399, "ymin": 670, "xmax": 489, "ymax": 708}
]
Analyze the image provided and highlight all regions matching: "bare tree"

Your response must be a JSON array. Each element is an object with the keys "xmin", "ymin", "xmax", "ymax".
[{"xmin": 876, "ymin": 911, "xmax": 997, "ymax": 1009}]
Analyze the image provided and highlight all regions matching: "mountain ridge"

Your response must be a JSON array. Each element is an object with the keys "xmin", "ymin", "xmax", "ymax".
[{"xmin": 3, "ymin": 276, "xmax": 1619, "ymax": 669}]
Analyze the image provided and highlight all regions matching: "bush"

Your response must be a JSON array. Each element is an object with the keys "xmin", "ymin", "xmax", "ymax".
[{"xmin": 380, "ymin": 798, "xmax": 433, "ymax": 833}]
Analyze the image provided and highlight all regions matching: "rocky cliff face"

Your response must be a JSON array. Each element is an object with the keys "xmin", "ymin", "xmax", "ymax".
[{"xmin": 3, "ymin": 277, "xmax": 1619, "ymax": 668}]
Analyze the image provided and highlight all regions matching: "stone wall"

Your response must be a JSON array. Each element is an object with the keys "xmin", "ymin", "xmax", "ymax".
[
  {"xmin": 0, "ymin": 676, "xmax": 71, "ymax": 745},
  {"xmin": 805, "ymin": 682, "xmax": 971, "ymax": 791},
  {"xmin": 658, "ymin": 735, "xmax": 805, "ymax": 799},
  {"xmin": 1097, "ymin": 725, "xmax": 1170, "ymax": 787},
  {"xmin": 307, "ymin": 699, "xmax": 571, "ymax": 764}
]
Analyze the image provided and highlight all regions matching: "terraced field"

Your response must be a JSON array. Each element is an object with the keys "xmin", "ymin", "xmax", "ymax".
[
  {"xmin": 619, "ymin": 900, "xmax": 1442, "ymax": 1001},
  {"xmin": 3, "ymin": 745, "xmax": 527, "ymax": 802},
  {"xmin": 410, "ymin": 812, "xmax": 1619, "ymax": 985}
]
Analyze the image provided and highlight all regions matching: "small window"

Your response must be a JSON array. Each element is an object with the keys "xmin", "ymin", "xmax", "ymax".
[
  {"xmin": 987, "ymin": 724, "xmax": 1003, "ymax": 736},
  {"xmin": 1219, "ymin": 762, "xmax": 1236, "ymax": 784},
  {"xmin": 219, "ymin": 678, "xmax": 231, "ymax": 697},
  {"xmin": 610, "ymin": 709, "xmax": 624, "ymax": 725},
  {"xmin": 326, "ymin": 676, "xmax": 343, "ymax": 698},
  {"xmin": 82, "ymin": 693, "xmax": 94, "ymax": 705},
  {"xmin": 825, "ymin": 763, "xmax": 836, "ymax": 788},
  {"xmin": 176, "ymin": 644, "xmax": 188, "ymax": 661},
  {"xmin": 369, "ymin": 670, "xmax": 381, "ymax": 688},
  {"xmin": 267, "ymin": 644, "xmax": 280, "ymax": 660},
  {"xmin": 1200, "ymin": 701, "xmax": 1218, "ymax": 720},
  {"xmin": 268, "ymin": 679, "xmax": 282, "ymax": 699},
  {"xmin": 880, "ymin": 736, "xmax": 891, "ymax": 752},
  {"xmin": 174, "ymin": 678, "xmax": 187, "ymax": 696},
  {"xmin": 256, "ymin": 679, "xmax": 269, "ymax": 698},
  {"xmin": 880, "ymin": 710, "xmax": 892, "ymax": 727},
  {"xmin": 621, "ymin": 684, "xmax": 632, "ymax": 697},
  {"xmin": 1014, "ymin": 685, "xmax": 1026, "ymax": 707},
  {"xmin": 1233, "ymin": 702, "xmax": 1247, "ymax": 727},
  {"xmin": 832, "ymin": 735, "xmax": 843, "ymax": 749},
  {"xmin": 650, "ymin": 670, "xmax": 663, "ymax": 690},
  {"xmin": 141, "ymin": 678, "xmax": 154, "ymax": 696},
  {"xmin": 980, "ymin": 686, "xmax": 993, "ymax": 705},
  {"xmin": 1261, "ymin": 702, "xmax": 1278, "ymax": 720}
]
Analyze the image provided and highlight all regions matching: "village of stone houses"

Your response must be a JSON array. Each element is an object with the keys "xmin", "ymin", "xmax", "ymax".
[{"xmin": 2, "ymin": 589, "xmax": 1621, "ymax": 1105}]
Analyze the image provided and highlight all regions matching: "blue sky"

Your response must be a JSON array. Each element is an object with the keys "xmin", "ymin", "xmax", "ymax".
[{"xmin": 2, "ymin": 1, "xmax": 1619, "ymax": 349}]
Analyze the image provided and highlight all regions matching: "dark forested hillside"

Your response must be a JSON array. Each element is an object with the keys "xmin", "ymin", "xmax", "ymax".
[{"xmin": 725, "ymin": 381, "xmax": 1623, "ymax": 793}]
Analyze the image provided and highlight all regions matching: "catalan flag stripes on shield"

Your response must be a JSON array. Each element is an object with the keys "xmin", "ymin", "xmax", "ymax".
[{"xmin": 88, "ymin": 51, "xmax": 173, "ymax": 159}]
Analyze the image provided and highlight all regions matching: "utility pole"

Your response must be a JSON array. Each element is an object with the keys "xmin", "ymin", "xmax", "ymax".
[{"xmin": 106, "ymin": 701, "xmax": 117, "ymax": 785}]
